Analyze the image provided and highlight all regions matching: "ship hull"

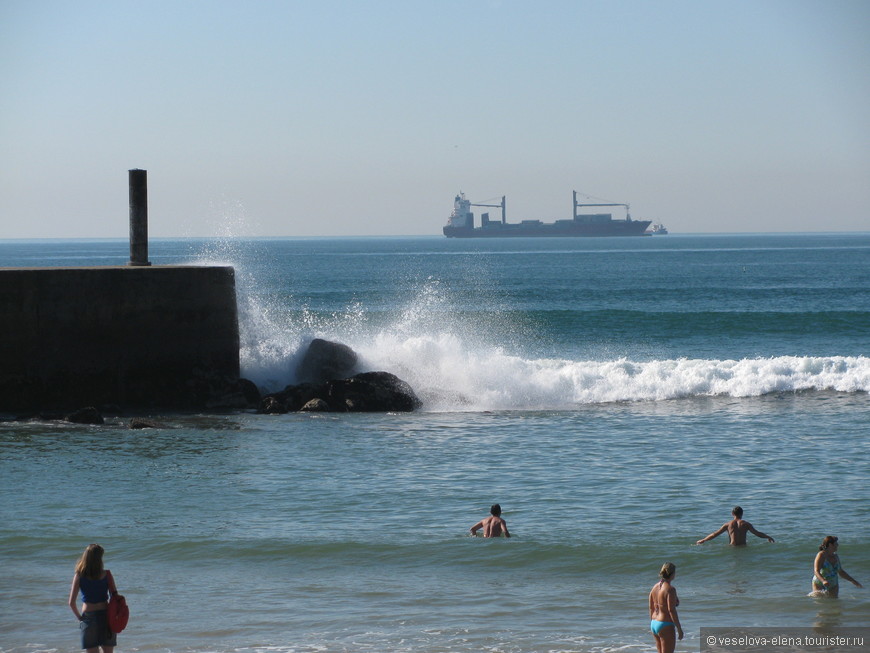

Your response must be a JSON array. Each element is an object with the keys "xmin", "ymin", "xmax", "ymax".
[{"xmin": 444, "ymin": 220, "xmax": 651, "ymax": 238}]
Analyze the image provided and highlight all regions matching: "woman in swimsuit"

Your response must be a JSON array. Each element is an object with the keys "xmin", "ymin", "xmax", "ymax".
[
  {"xmin": 812, "ymin": 535, "xmax": 862, "ymax": 598},
  {"xmin": 68, "ymin": 543, "xmax": 119, "ymax": 653},
  {"xmin": 649, "ymin": 562, "xmax": 683, "ymax": 653}
]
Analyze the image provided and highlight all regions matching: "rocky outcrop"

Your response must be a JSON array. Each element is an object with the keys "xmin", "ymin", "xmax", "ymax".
[
  {"xmin": 327, "ymin": 372, "xmax": 422, "ymax": 412},
  {"xmin": 296, "ymin": 338, "xmax": 359, "ymax": 385},
  {"xmin": 300, "ymin": 398, "xmax": 330, "ymax": 412},
  {"xmin": 129, "ymin": 417, "xmax": 167, "ymax": 429},
  {"xmin": 259, "ymin": 371, "xmax": 422, "ymax": 413},
  {"xmin": 259, "ymin": 396, "xmax": 287, "ymax": 415}
]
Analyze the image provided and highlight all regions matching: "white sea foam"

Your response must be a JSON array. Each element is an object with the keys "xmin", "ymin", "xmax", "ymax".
[{"xmin": 353, "ymin": 334, "xmax": 869, "ymax": 411}]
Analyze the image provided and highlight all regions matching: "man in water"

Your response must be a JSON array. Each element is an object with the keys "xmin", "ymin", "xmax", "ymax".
[
  {"xmin": 696, "ymin": 506, "xmax": 775, "ymax": 545},
  {"xmin": 470, "ymin": 504, "xmax": 511, "ymax": 538}
]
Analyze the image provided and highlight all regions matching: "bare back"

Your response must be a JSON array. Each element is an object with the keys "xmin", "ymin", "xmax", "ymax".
[
  {"xmin": 649, "ymin": 580, "xmax": 678, "ymax": 622},
  {"xmin": 727, "ymin": 519, "xmax": 751, "ymax": 545},
  {"xmin": 471, "ymin": 515, "xmax": 510, "ymax": 538}
]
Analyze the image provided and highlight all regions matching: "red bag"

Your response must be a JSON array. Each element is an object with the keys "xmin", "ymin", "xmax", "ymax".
[{"xmin": 107, "ymin": 594, "xmax": 129, "ymax": 633}]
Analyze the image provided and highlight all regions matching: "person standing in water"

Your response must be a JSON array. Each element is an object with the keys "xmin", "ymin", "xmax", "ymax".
[
  {"xmin": 812, "ymin": 535, "xmax": 863, "ymax": 597},
  {"xmin": 68, "ymin": 543, "xmax": 119, "ymax": 653},
  {"xmin": 649, "ymin": 562, "xmax": 683, "ymax": 653},
  {"xmin": 696, "ymin": 506, "xmax": 774, "ymax": 545},
  {"xmin": 470, "ymin": 503, "xmax": 511, "ymax": 538}
]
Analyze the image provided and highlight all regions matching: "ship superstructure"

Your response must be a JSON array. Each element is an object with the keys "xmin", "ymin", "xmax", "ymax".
[{"xmin": 443, "ymin": 191, "xmax": 651, "ymax": 238}]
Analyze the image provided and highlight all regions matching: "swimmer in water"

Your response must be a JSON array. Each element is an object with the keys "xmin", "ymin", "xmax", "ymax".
[
  {"xmin": 811, "ymin": 535, "xmax": 863, "ymax": 597},
  {"xmin": 696, "ymin": 506, "xmax": 774, "ymax": 546},
  {"xmin": 470, "ymin": 503, "xmax": 511, "ymax": 538}
]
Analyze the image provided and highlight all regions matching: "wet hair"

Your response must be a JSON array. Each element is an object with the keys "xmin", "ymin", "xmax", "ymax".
[
  {"xmin": 819, "ymin": 535, "xmax": 838, "ymax": 551},
  {"xmin": 490, "ymin": 504, "xmax": 502, "ymax": 517},
  {"xmin": 732, "ymin": 506, "xmax": 744, "ymax": 518},
  {"xmin": 74, "ymin": 543, "xmax": 105, "ymax": 580},
  {"xmin": 659, "ymin": 562, "xmax": 676, "ymax": 580}
]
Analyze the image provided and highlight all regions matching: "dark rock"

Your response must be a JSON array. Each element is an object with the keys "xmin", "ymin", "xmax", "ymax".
[
  {"xmin": 65, "ymin": 407, "xmax": 104, "ymax": 424},
  {"xmin": 259, "ymin": 371, "xmax": 422, "ymax": 414},
  {"xmin": 326, "ymin": 371, "xmax": 422, "ymax": 412},
  {"xmin": 129, "ymin": 417, "xmax": 166, "ymax": 429},
  {"xmin": 238, "ymin": 378, "xmax": 261, "ymax": 405},
  {"xmin": 259, "ymin": 396, "xmax": 287, "ymax": 415},
  {"xmin": 297, "ymin": 338, "xmax": 359, "ymax": 385},
  {"xmin": 300, "ymin": 398, "xmax": 330, "ymax": 412},
  {"xmin": 259, "ymin": 382, "xmax": 321, "ymax": 413}
]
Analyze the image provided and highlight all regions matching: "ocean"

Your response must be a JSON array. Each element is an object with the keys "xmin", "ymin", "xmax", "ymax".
[{"xmin": 1, "ymin": 233, "xmax": 868, "ymax": 652}]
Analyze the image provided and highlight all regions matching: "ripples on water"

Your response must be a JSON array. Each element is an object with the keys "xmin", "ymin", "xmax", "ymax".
[{"xmin": 2, "ymin": 394, "xmax": 867, "ymax": 652}]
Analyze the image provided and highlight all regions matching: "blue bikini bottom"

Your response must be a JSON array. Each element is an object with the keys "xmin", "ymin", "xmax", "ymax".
[{"xmin": 651, "ymin": 619, "xmax": 675, "ymax": 635}]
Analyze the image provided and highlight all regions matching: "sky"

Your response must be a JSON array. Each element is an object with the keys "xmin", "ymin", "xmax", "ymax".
[{"xmin": 1, "ymin": 0, "xmax": 869, "ymax": 238}]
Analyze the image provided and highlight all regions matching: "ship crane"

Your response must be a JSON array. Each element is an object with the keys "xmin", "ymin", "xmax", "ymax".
[
  {"xmin": 573, "ymin": 191, "xmax": 632, "ymax": 221},
  {"xmin": 470, "ymin": 196, "xmax": 506, "ymax": 224}
]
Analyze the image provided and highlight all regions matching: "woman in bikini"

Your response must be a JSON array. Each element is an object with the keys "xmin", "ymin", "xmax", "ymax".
[
  {"xmin": 812, "ymin": 535, "xmax": 863, "ymax": 597},
  {"xmin": 68, "ymin": 543, "xmax": 119, "ymax": 652},
  {"xmin": 649, "ymin": 562, "xmax": 683, "ymax": 653}
]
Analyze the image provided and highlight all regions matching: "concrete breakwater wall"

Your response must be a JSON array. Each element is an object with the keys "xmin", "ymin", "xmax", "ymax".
[{"xmin": 0, "ymin": 265, "xmax": 240, "ymax": 413}]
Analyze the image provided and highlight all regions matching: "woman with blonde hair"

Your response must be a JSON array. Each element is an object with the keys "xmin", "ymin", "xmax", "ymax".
[
  {"xmin": 812, "ymin": 535, "xmax": 863, "ymax": 597},
  {"xmin": 68, "ymin": 544, "xmax": 119, "ymax": 652},
  {"xmin": 649, "ymin": 562, "xmax": 683, "ymax": 653}
]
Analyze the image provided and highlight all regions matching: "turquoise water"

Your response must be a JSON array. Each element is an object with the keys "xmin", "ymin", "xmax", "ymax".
[{"xmin": 1, "ymin": 234, "xmax": 868, "ymax": 652}]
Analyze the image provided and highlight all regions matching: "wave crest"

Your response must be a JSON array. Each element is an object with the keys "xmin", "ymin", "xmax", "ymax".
[
  {"xmin": 242, "ymin": 318, "xmax": 868, "ymax": 410},
  {"xmin": 355, "ymin": 332, "xmax": 869, "ymax": 410}
]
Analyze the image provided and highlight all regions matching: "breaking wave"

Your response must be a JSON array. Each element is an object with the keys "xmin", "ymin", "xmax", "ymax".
[{"xmin": 231, "ymin": 279, "xmax": 869, "ymax": 412}]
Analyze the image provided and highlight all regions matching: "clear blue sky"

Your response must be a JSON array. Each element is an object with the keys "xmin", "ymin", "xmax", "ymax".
[{"xmin": 1, "ymin": 0, "xmax": 868, "ymax": 237}]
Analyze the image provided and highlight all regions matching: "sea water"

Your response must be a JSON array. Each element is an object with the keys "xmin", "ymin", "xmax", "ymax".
[{"xmin": 0, "ymin": 234, "xmax": 868, "ymax": 652}]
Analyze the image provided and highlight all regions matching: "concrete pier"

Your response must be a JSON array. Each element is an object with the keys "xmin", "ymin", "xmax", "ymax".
[
  {"xmin": 0, "ymin": 169, "xmax": 243, "ymax": 414},
  {"xmin": 0, "ymin": 265, "xmax": 239, "ymax": 412}
]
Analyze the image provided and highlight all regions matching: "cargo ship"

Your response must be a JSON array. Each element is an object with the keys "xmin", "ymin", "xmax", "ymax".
[{"xmin": 443, "ymin": 191, "xmax": 651, "ymax": 238}]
